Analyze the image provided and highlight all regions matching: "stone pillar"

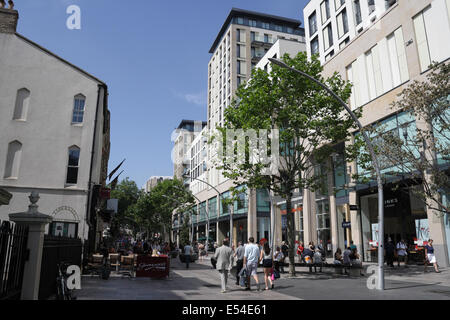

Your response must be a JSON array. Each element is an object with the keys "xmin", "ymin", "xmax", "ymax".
[
  {"xmin": 302, "ymin": 188, "xmax": 314, "ymax": 245},
  {"xmin": 274, "ymin": 205, "xmax": 283, "ymax": 247},
  {"xmin": 247, "ymin": 189, "xmax": 257, "ymax": 241},
  {"xmin": 9, "ymin": 192, "xmax": 52, "ymax": 300},
  {"xmin": 328, "ymin": 157, "xmax": 339, "ymax": 254},
  {"xmin": 294, "ymin": 203, "xmax": 300, "ymax": 243}
]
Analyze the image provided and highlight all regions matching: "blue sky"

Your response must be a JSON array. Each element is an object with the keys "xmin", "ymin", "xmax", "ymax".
[{"xmin": 15, "ymin": 0, "xmax": 309, "ymax": 188}]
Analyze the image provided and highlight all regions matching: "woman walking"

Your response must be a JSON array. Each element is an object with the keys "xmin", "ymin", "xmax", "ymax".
[
  {"xmin": 260, "ymin": 242, "xmax": 274, "ymax": 290},
  {"xmin": 424, "ymin": 239, "xmax": 440, "ymax": 273}
]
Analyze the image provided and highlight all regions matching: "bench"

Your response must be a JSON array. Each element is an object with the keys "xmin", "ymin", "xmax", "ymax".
[{"xmin": 281, "ymin": 261, "xmax": 364, "ymax": 276}]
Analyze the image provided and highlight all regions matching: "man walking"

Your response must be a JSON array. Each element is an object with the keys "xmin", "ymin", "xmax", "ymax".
[
  {"xmin": 184, "ymin": 241, "xmax": 194, "ymax": 269},
  {"xmin": 280, "ymin": 241, "xmax": 288, "ymax": 273},
  {"xmin": 243, "ymin": 237, "xmax": 261, "ymax": 291},
  {"xmin": 214, "ymin": 239, "xmax": 234, "ymax": 293},
  {"xmin": 234, "ymin": 241, "xmax": 245, "ymax": 285}
]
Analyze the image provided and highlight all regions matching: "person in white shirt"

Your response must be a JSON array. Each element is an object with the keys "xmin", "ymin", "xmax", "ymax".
[
  {"xmin": 396, "ymin": 239, "xmax": 408, "ymax": 268},
  {"xmin": 243, "ymin": 237, "xmax": 261, "ymax": 291}
]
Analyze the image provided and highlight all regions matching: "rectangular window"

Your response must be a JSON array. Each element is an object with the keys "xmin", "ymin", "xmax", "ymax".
[
  {"xmin": 335, "ymin": 0, "xmax": 345, "ymax": 10},
  {"xmin": 321, "ymin": 0, "xmax": 331, "ymax": 24},
  {"xmin": 337, "ymin": 9, "xmax": 349, "ymax": 39},
  {"xmin": 368, "ymin": 0, "xmax": 376, "ymax": 14},
  {"xmin": 323, "ymin": 23, "xmax": 333, "ymax": 50},
  {"xmin": 311, "ymin": 36, "xmax": 320, "ymax": 55},
  {"xmin": 72, "ymin": 96, "xmax": 85, "ymax": 123},
  {"xmin": 249, "ymin": 19, "xmax": 257, "ymax": 27},
  {"xmin": 49, "ymin": 221, "xmax": 78, "ymax": 238},
  {"xmin": 309, "ymin": 11, "xmax": 318, "ymax": 36},
  {"xmin": 354, "ymin": 0, "xmax": 362, "ymax": 26},
  {"xmin": 66, "ymin": 147, "xmax": 80, "ymax": 184},
  {"xmin": 413, "ymin": 10, "xmax": 431, "ymax": 72}
]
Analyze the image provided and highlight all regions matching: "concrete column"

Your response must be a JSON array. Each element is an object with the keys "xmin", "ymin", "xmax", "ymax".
[
  {"xmin": 328, "ymin": 157, "xmax": 339, "ymax": 254},
  {"xmin": 349, "ymin": 190, "xmax": 362, "ymax": 254},
  {"xmin": 302, "ymin": 188, "xmax": 313, "ymax": 245},
  {"xmin": 294, "ymin": 203, "xmax": 299, "ymax": 242},
  {"xmin": 427, "ymin": 208, "xmax": 449, "ymax": 267},
  {"xmin": 216, "ymin": 221, "xmax": 222, "ymax": 244},
  {"xmin": 9, "ymin": 192, "xmax": 52, "ymax": 300},
  {"xmin": 275, "ymin": 205, "xmax": 283, "ymax": 247},
  {"xmin": 247, "ymin": 188, "xmax": 257, "ymax": 241}
]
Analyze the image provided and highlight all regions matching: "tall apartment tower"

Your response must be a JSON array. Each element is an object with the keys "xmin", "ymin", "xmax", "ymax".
[
  {"xmin": 207, "ymin": 8, "xmax": 305, "ymax": 187},
  {"xmin": 172, "ymin": 120, "xmax": 207, "ymax": 184},
  {"xmin": 174, "ymin": 9, "xmax": 305, "ymax": 248}
]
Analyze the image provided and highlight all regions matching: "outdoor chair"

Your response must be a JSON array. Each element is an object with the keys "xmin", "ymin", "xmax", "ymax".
[
  {"xmin": 109, "ymin": 253, "xmax": 120, "ymax": 272},
  {"xmin": 119, "ymin": 255, "xmax": 135, "ymax": 277}
]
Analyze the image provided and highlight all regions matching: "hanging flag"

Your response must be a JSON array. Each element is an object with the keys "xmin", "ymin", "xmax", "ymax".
[
  {"xmin": 108, "ymin": 159, "xmax": 125, "ymax": 181},
  {"xmin": 110, "ymin": 170, "xmax": 124, "ymax": 190}
]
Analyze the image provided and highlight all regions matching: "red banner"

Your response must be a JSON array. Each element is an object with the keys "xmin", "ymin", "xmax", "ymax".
[{"xmin": 136, "ymin": 255, "xmax": 170, "ymax": 278}]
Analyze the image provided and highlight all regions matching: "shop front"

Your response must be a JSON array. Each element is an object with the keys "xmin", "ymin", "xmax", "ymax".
[{"xmin": 360, "ymin": 184, "xmax": 428, "ymax": 262}]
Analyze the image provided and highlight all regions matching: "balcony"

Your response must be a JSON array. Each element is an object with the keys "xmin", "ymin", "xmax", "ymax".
[{"xmin": 251, "ymin": 35, "xmax": 274, "ymax": 48}]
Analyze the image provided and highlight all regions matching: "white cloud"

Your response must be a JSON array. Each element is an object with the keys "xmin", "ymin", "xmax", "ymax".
[{"xmin": 184, "ymin": 92, "xmax": 206, "ymax": 106}]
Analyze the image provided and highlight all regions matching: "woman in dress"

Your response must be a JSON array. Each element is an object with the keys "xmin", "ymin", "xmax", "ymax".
[{"xmin": 424, "ymin": 239, "xmax": 440, "ymax": 273}]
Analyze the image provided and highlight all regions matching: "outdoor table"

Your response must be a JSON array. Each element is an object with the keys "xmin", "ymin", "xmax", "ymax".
[{"xmin": 136, "ymin": 254, "xmax": 170, "ymax": 278}]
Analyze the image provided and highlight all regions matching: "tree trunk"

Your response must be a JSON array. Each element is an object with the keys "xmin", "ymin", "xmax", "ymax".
[{"xmin": 286, "ymin": 195, "xmax": 296, "ymax": 276}]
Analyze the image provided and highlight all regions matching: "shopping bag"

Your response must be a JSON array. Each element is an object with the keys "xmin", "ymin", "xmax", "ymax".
[
  {"xmin": 239, "ymin": 268, "xmax": 248, "ymax": 287},
  {"xmin": 273, "ymin": 269, "xmax": 280, "ymax": 279},
  {"xmin": 271, "ymin": 273, "xmax": 275, "ymax": 281}
]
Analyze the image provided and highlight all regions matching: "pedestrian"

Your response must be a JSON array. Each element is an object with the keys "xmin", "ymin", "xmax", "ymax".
[
  {"xmin": 184, "ymin": 241, "xmax": 194, "ymax": 269},
  {"xmin": 385, "ymin": 238, "xmax": 395, "ymax": 268},
  {"xmin": 350, "ymin": 246, "xmax": 364, "ymax": 276},
  {"xmin": 313, "ymin": 248, "xmax": 323, "ymax": 273},
  {"xmin": 296, "ymin": 241, "xmax": 304, "ymax": 260},
  {"xmin": 343, "ymin": 246, "xmax": 351, "ymax": 274},
  {"xmin": 273, "ymin": 246, "xmax": 282, "ymax": 278},
  {"xmin": 234, "ymin": 241, "xmax": 245, "ymax": 285},
  {"xmin": 214, "ymin": 239, "xmax": 234, "ymax": 293},
  {"xmin": 243, "ymin": 237, "xmax": 261, "ymax": 291},
  {"xmin": 280, "ymin": 241, "xmax": 288, "ymax": 273},
  {"xmin": 198, "ymin": 242, "xmax": 205, "ymax": 261},
  {"xmin": 334, "ymin": 248, "xmax": 343, "ymax": 265},
  {"xmin": 350, "ymin": 240, "xmax": 357, "ymax": 251},
  {"xmin": 396, "ymin": 239, "xmax": 408, "ymax": 268},
  {"xmin": 424, "ymin": 239, "xmax": 440, "ymax": 273},
  {"xmin": 260, "ymin": 242, "xmax": 274, "ymax": 290}
]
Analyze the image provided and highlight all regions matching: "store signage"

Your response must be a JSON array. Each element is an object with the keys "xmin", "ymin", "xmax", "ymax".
[
  {"xmin": 342, "ymin": 221, "xmax": 351, "ymax": 228},
  {"xmin": 384, "ymin": 198, "xmax": 398, "ymax": 208},
  {"xmin": 349, "ymin": 205, "xmax": 358, "ymax": 211},
  {"xmin": 100, "ymin": 187, "xmax": 111, "ymax": 199}
]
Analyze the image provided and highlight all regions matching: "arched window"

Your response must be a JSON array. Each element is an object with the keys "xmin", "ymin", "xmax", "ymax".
[
  {"xmin": 4, "ymin": 141, "xmax": 22, "ymax": 179},
  {"xmin": 66, "ymin": 146, "xmax": 80, "ymax": 184},
  {"xmin": 13, "ymin": 88, "xmax": 31, "ymax": 120},
  {"xmin": 72, "ymin": 94, "xmax": 86, "ymax": 124}
]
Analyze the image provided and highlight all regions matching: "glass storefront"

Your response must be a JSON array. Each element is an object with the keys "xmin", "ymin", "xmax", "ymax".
[
  {"xmin": 360, "ymin": 185, "xmax": 428, "ymax": 262},
  {"xmin": 316, "ymin": 199, "xmax": 331, "ymax": 256},
  {"xmin": 443, "ymin": 193, "xmax": 450, "ymax": 264}
]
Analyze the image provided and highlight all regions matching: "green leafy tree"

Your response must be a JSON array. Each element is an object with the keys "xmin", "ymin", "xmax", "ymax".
[
  {"xmin": 212, "ymin": 52, "xmax": 359, "ymax": 276},
  {"xmin": 109, "ymin": 178, "xmax": 141, "ymax": 240},
  {"xmin": 358, "ymin": 62, "xmax": 449, "ymax": 214},
  {"xmin": 146, "ymin": 179, "xmax": 195, "ymax": 242}
]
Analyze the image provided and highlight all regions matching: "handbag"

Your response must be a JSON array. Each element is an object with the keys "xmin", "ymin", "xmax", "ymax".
[{"xmin": 271, "ymin": 273, "xmax": 275, "ymax": 281}]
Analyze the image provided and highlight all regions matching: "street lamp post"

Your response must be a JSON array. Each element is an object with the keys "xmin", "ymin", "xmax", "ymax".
[{"xmin": 268, "ymin": 58, "xmax": 385, "ymax": 290}]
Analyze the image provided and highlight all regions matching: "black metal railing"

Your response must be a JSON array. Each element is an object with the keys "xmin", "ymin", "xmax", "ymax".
[
  {"xmin": 38, "ymin": 235, "xmax": 82, "ymax": 300},
  {"xmin": 0, "ymin": 220, "xmax": 29, "ymax": 300}
]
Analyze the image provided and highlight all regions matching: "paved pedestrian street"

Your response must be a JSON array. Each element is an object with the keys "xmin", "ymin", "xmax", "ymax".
[{"xmin": 76, "ymin": 257, "xmax": 450, "ymax": 300}]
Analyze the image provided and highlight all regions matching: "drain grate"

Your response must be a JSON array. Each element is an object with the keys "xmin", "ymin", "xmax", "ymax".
[{"xmin": 203, "ymin": 284, "xmax": 220, "ymax": 288}]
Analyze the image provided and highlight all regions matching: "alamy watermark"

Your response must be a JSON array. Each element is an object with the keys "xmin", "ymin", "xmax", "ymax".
[
  {"xmin": 170, "ymin": 124, "xmax": 280, "ymax": 176},
  {"xmin": 66, "ymin": 5, "xmax": 81, "ymax": 30}
]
